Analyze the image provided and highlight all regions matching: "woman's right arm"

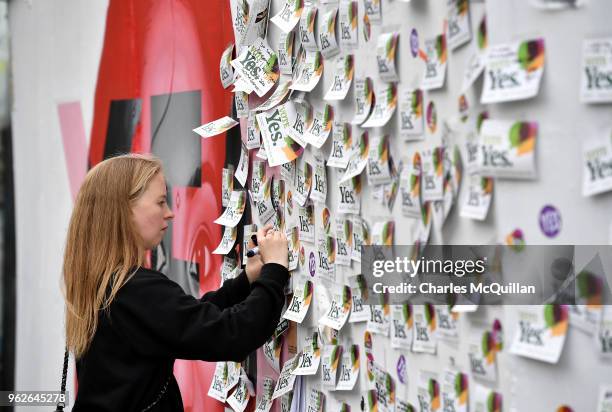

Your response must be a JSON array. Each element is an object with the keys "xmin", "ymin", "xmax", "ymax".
[
  {"xmin": 198, "ymin": 269, "xmax": 252, "ymax": 309},
  {"xmin": 109, "ymin": 263, "xmax": 288, "ymax": 362},
  {"xmin": 197, "ymin": 224, "xmax": 285, "ymax": 309}
]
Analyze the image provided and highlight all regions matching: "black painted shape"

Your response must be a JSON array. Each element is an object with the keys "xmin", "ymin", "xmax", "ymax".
[{"xmin": 103, "ymin": 98, "xmax": 141, "ymax": 160}]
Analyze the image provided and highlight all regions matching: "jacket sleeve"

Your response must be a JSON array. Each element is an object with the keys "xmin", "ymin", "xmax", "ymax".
[
  {"xmin": 199, "ymin": 270, "xmax": 252, "ymax": 309},
  {"xmin": 109, "ymin": 264, "xmax": 288, "ymax": 362}
]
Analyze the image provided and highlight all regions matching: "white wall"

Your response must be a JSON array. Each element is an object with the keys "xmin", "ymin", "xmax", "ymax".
[
  {"xmin": 9, "ymin": 0, "xmax": 108, "ymax": 409},
  {"xmin": 259, "ymin": 0, "xmax": 612, "ymax": 411},
  {"xmin": 486, "ymin": 0, "xmax": 612, "ymax": 245}
]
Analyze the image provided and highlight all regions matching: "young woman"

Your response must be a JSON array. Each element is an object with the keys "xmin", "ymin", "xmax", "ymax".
[{"xmin": 63, "ymin": 154, "xmax": 289, "ymax": 411}]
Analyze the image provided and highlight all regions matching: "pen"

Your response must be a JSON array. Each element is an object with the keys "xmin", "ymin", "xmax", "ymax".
[
  {"xmin": 247, "ymin": 234, "xmax": 259, "ymax": 258},
  {"xmin": 246, "ymin": 246, "xmax": 260, "ymax": 258}
]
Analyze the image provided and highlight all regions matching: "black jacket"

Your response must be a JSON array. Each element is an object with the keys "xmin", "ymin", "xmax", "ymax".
[{"xmin": 73, "ymin": 263, "xmax": 289, "ymax": 411}]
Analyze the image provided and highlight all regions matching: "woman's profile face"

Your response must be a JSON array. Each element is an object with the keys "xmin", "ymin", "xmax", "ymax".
[{"xmin": 132, "ymin": 172, "xmax": 174, "ymax": 250}]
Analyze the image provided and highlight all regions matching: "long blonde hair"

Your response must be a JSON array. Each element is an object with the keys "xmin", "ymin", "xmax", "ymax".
[{"xmin": 63, "ymin": 153, "xmax": 163, "ymax": 358}]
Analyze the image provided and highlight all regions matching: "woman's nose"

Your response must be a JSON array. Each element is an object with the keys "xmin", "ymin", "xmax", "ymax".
[{"xmin": 165, "ymin": 206, "xmax": 175, "ymax": 220}]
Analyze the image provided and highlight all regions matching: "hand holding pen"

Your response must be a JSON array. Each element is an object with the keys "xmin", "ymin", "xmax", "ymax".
[{"xmin": 248, "ymin": 224, "xmax": 288, "ymax": 268}]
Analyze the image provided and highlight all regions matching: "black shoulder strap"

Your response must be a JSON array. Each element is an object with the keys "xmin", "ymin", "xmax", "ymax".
[{"xmin": 55, "ymin": 348, "xmax": 69, "ymax": 411}]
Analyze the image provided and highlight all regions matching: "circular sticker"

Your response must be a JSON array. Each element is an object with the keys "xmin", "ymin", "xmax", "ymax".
[
  {"xmin": 396, "ymin": 355, "xmax": 406, "ymax": 384},
  {"xmin": 364, "ymin": 331, "xmax": 374, "ymax": 383},
  {"xmin": 322, "ymin": 207, "xmax": 332, "ymax": 235},
  {"xmin": 492, "ymin": 318, "xmax": 503, "ymax": 351},
  {"xmin": 505, "ymin": 228, "xmax": 525, "ymax": 252},
  {"xmin": 426, "ymin": 101, "xmax": 437, "ymax": 134},
  {"xmin": 477, "ymin": 15, "xmax": 487, "ymax": 51},
  {"xmin": 363, "ymin": 14, "xmax": 371, "ymax": 42},
  {"xmin": 476, "ymin": 110, "xmax": 489, "ymax": 133},
  {"xmin": 286, "ymin": 189, "xmax": 294, "ymax": 216},
  {"xmin": 363, "ymin": 331, "xmax": 373, "ymax": 357},
  {"xmin": 539, "ymin": 205, "xmax": 562, "ymax": 238},
  {"xmin": 299, "ymin": 245, "xmax": 306, "ymax": 267},
  {"xmin": 308, "ymin": 251, "xmax": 316, "ymax": 277},
  {"xmin": 410, "ymin": 28, "xmax": 419, "ymax": 57},
  {"xmin": 458, "ymin": 94, "xmax": 469, "ymax": 122},
  {"xmin": 329, "ymin": 328, "xmax": 339, "ymax": 344},
  {"xmin": 275, "ymin": 208, "xmax": 284, "ymax": 230}
]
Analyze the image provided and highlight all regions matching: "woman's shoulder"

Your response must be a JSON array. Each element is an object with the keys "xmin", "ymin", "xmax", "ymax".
[
  {"xmin": 105, "ymin": 267, "xmax": 191, "ymax": 321},
  {"xmin": 117, "ymin": 267, "xmax": 179, "ymax": 297},
  {"xmin": 132, "ymin": 266, "xmax": 167, "ymax": 279}
]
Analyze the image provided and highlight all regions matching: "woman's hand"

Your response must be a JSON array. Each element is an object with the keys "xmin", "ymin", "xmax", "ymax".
[
  {"xmin": 256, "ymin": 224, "xmax": 289, "ymax": 268},
  {"xmin": 245, "ymin": 235, "xmax": 264, "ymax": 284}
]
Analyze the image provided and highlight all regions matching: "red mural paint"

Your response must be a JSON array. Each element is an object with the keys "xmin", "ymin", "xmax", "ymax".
[{"xmin": 57, "ymin": 102, "xmax": 88, "ymax": 202}]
